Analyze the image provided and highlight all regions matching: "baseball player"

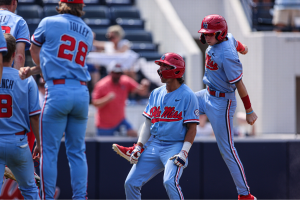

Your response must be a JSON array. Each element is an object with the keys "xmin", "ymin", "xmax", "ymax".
[
  {"xmin": 0, "ymin": 33, "xmax": 40, "ymax": 199},
  {"xmin": 113, "ymin": 15, "xmax": 256, "ymax": 200},
  {"xmin": 0, "ymin": 0, "xmax": 36, "ymax": 162},
  {"xmin": 0, "ymin": 0, "xmax": 31, "ymax": 69},
  {"xmin": 196, "ymin": 14, "xmax": 257, "ymax": 200},
  {"xmin": 124, "ymin": 52, "xmax": 199, "ymax": 200},
  {"xmin": 18, "ymin": 0, "xmax": 93, "ymax": 199}
]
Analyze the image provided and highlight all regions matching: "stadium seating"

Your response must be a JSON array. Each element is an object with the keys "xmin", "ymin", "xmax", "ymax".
[
  {"xmin": 123, "ymin": 30, "xmax": 152, "ymax": 42},
  {"xmin": 104, "ymin": 0, "xmax": 134, "ymax": 7},
  {"xmin": 110, "ymin": 6, "xmax": 144, "ymax": 29},
  {"xmin": 43, "ymin": 5, "xmax": 57, "ymax": 17},
  {"xmin": 83, "ymin": 6, "xmax": 111, "ymax": 29}
]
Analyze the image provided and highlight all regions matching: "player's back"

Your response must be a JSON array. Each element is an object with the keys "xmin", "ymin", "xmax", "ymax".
[
  {"xmin": 0, "ymin": 67, "xmax": 40, "ymax": 135},
  {"xmin": 0, "ymin": 10, "xmax": 31, "ymax": 49},
  {"xmin": 32, "ymin": 14, "xmax": 93, "ymax": 82}
]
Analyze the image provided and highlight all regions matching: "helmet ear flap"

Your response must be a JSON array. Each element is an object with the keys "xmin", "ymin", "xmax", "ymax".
[
  {"xmin": 200, "ymin": 33, "xmax": 206, "ymax": 44},
  {"xmin": 215, "ymin": 32, "xmax": 220, "ymax": 41}
]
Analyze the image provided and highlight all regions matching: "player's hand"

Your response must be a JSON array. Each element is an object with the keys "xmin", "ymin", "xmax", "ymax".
[
  {"xmin": 169, "ymin": 150, "xmax": 188, "ymax": 167},
  {"xmin": 246, "ymin": 111, "xmax": 257, "ymax": 125},
  {"xmin": 32, "ymin": 145, "xmax": 41, "ymax": 161},
  {"xmin": 239, "ymin": 45, "xmax": 248, "ymax": 55},
  {"xmin": 19, "ymin": 67, "xmax": 31, "ymax": 80},
  {"xmin": 130, "ymin": 145, "xmax": 142, "ymax": 164}
]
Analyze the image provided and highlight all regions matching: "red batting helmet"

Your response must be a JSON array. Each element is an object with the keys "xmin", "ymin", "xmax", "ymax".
[
  {"xmin": 198, "ymin": 14, "xmax": 228, "ymax": 44},
  {"xmin": 155, "ymin": 53, "xmax": 185, "ymax": 79},
  {"xmin": 60, "ymin": 0, "xmax": 84, "ymax": 4}
]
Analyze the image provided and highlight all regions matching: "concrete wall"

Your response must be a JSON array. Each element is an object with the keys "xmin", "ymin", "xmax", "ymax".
[
  {"xmin": 139, "ymin": 0, "xmax": 300, "ymax": 134},
  {"xmin": 136, "ymin": 0, "xmax": 202, "ymax": 92}
]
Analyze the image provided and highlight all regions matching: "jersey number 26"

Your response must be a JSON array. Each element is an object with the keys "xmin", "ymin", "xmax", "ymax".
[{"xmin": 57, "ymin": 34, "xmax": 88, "ymax": 67}]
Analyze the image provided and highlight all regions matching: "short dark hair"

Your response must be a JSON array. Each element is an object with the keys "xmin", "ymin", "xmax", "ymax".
[
  {"xmin": 0, "ymin": 0, "xmax": 12, "ymax": 5},
  {"xmin": 3, "ymin": 33, "xmax": 16, "ymax": 63},
  {"xmin": 56, "ymin": 2, "xmax": 85, "ymax": 17}
]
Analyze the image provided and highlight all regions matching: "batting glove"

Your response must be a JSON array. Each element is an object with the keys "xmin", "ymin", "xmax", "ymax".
[
  {"xmin": 130, "ymin": 145, "xmax": 142, "ymax": 164},
  {"xmin": 169, "ymin": 150, "xmax": 188, "ymax": 167}
]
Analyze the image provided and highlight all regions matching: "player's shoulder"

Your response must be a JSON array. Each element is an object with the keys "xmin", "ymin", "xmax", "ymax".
[
  {"xmin": 180, "ymin": 84, "xmax": 195, "ymax": 95},
  {"xmin": 1, "ymin": 10, "xmax": 26, "ymax": 23}
]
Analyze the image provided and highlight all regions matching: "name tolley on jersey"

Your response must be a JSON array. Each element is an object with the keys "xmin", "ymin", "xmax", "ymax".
[{"xmin": 31, "ymin": 14, "xmax": 93, "ymax": 82}]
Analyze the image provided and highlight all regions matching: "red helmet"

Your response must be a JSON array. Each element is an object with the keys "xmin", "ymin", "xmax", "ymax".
[
  {"xmin": 155, "ymin": 53, "xmax": 185, "ymax": 79},
  {"xmin": 198, "ymin": 14, "xmax": 228, "ymax": 44}
]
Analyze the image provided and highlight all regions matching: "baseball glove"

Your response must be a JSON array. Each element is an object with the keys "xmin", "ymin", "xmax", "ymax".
[
  {"xmin": 4, "ymin": 167, "xmax": 41, "ymax": 188},
  {"xmin": 4, "ymin": 167, "xmax": 16, "ymax": 181}
]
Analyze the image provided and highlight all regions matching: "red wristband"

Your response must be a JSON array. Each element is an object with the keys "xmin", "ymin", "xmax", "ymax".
[
  {"xmin": 236, "ymin": 40, "xmax": 245, "ymax": 53},
  {"xmin": 241, "ymin": 95, "xmax": 251, "ymax": 110}
]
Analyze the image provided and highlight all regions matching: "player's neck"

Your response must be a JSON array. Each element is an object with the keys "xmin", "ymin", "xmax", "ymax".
[
  {"xmin": 0, "ymin": 6, "xmax": 11, "ymax": 12},
  {"xmin": 165, "ymin": 80, "xmax": 181, "ymax": 93}
]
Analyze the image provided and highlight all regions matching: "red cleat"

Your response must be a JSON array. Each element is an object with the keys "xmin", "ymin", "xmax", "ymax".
[
  {"xmin": 238, "ymin": 193, "xmax": 257, "ymax": 200},
  {"xmin": 112, "ymin": 143, "xmax": 144, "ymax": 162}
]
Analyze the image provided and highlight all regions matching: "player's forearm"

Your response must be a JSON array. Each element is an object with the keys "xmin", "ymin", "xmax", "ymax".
[
  {"xmin": 30, "ymin": 114, "xmax": 40, "ymax": 147},
  {"xmin": 235, "ymin": 79, "xmax": 253, "ymax": 112},
  {"xmin": 137, "ymin": 118, "xmax": 151, "ymax": 148},
  {"xmin": 13, "ymin": 53, "xmax": 25, "ymax": 70},
  {"xmin": 14, "ymin": 43, "xmax": 26, "ymax": 70},
  {"xmin": 30, "ymin": 44, "xmax": 41, "ymax": 66},
  {"xmin": 29, "ymin": 66, "xmax": 42, "ymax": 76},
  {"xmin": 184, "ymin": 123, "xmax": 197, "ymax": 144}
]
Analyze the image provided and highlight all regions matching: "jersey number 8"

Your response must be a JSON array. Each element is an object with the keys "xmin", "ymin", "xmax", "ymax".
[{"xmin": 57, "ymin": 34, "xmax": 88, "ymax": 67}]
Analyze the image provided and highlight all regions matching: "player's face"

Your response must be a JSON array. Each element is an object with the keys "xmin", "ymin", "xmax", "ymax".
[
  {"xmin": 158, "ymin": 63, "xmax": 173, "ymax": 83},
  {"xmin": 203, "ymin": 33, "xmax": 218, "ymax": 46}
]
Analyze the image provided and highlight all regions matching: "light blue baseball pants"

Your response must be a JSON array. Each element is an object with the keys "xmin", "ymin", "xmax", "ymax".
[
  {"xmin": 195, "ymin": 89, "xmax": 250, "ymax": 195},
  {"xmin": 40, "ymin": 80, "xmax": 89, "ymax": 199},
  {"xmin": 125, "ymin": 137, "xmax": 188, "ymax": 200},
  {"xmin": 0, "ymin": 134, "xmax": 40, "ymax": 199}
]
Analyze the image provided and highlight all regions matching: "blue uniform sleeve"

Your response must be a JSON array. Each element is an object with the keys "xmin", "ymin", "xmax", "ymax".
[
  {"xmin": 142, "ymin": 91, "xmax": 153, "ymax": 120},
  {"xmin": 31, "ymin": 18, "xmax": 47, "ymax": 47},
  {"xmin": 183, "ymin": 92, "xmax": 200, "ymax": 124},
  {"xmin": 87, "ymin": 30, "xmax": 94, "ymax": 53},
  {"xmin": 223, "ymin": 48, "xmax": 243, "ymax": 84},
  {"xmin": 0, "ymin": 31, "xmax": 7, "ymax": 55},
  {"xmin": 15, "ymin": 19, "xmax": 31, "ymax": 50},
  {"xmin": 28, "ymin": 76, "xmax": 41, "ymax": 116}
]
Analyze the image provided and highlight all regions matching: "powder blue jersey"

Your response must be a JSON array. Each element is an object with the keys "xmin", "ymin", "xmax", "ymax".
[
  {"xmin": 31, "ymin": 14, "xmax": 93, "ymax": 82},
  {"xmin": 0, "ymin": 31, "xmax": 7, "ymax": 53},
  {"xmin": 0, "ymin": 67, "xmax": 40, "ymax": 135},
  {"xmin": 143, "ymin": 84, "xmax": 199, "ymax": 141},
  {"xmin": 203, "ymin": 33, "xmax": 243, "ymax": 93},
  {"xmin": 0, "ymin": 10, "xmax": 31, "ymax": 50}
]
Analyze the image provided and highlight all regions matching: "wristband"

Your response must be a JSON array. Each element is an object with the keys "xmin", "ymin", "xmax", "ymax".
[
  {"xmin": 182, "ymin": 141, "xmax": 192, "ymax": 154},
  {"xmin": 241, "ymin": 95, "xmax": 251, "ymax": 110},
  {"xmin": 246, "ymin": 110, "xmax": 254, "ymax": 115},
  {"xmin": 236, "ymin": 40, "xmax": 245, "ymax": 53}
]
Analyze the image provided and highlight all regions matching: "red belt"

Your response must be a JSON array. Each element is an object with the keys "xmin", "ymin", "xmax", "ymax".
[
  {"xmin": 53, "ymin": 79, "xmax": 87, "ymax": 86},
  {"xmin": 15, "ymin": 130, "xmax": 26, "ymax": 135},
  {"xmin": 207, "ymin": 87, "xmax": 225, "ymax": 98}
]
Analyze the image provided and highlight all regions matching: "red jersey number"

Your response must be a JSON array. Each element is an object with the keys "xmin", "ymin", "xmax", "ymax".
[
  {"xmin": 1, "ymin": 26, "xmax": 11, "ymax": 34},
  {"xmin": 57, "ymin": 34, "xmax": 88, "ymax": 67},
  {"xmin": 0, "ymin": 94, "xmax": 13, "ymax": 118}
]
